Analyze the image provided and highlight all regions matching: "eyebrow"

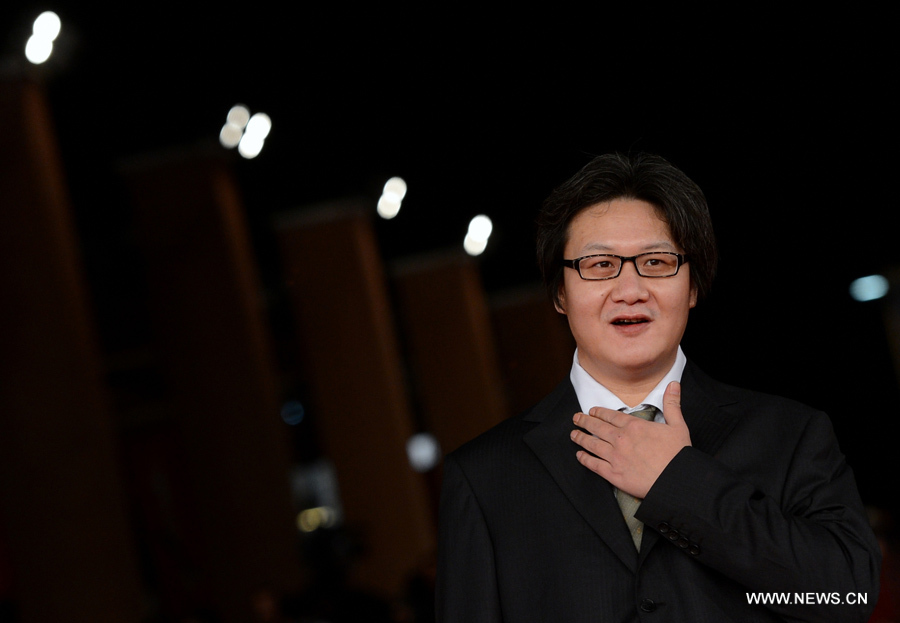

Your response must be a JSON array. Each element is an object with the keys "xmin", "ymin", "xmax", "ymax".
[{"xmin": 582, "ymin": 241, "xmax": 678, "ymax": 253}]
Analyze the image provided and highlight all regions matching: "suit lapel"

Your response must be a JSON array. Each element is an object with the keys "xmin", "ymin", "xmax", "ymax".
[
  {"xmin": 679, "ymin": 361, "xmax": 741, "ymax": 456},
  {"xmin": 523, "ymin": 380, "xmax": 640, "ymax": 572}
]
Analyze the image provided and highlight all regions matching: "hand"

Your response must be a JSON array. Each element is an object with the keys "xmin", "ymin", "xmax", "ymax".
[{"xmin": 570, "ymin": 381, "xmax": 691, "ymax": 499}]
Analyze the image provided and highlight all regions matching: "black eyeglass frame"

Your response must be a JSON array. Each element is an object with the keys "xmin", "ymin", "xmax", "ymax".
[{"xmin": 562, "ymin": 252, "xmax": 688, "ymax": 281}]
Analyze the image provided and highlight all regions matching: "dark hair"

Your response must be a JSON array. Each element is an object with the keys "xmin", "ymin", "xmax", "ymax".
[{"xmin": 536, "ymin": 152, "xmax": 717, "ymax": 308}]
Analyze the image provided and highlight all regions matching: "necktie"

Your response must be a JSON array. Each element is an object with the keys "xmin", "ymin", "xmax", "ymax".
[{"xmin": 615, "ymin": 405, "xmax": 658, "ymax": 550}]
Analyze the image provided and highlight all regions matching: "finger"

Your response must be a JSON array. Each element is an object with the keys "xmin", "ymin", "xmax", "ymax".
[
  {"xmin": 570, "ymin": 428, "xmax": 613, "ymax": 457},
  {"xmin": 573, "ymin": 412, "xmax": 619, "ymax": 440},
  {"xmin": 575, "ymin": 448, "xmax": 612, "ymax": 478},
  {"xmin": 662, "ymin": 381, "xmax": 685, "ymax": 426},
  {"xmin": 588, "ymin": 406, "xmax": 626, "ymax": 426}
]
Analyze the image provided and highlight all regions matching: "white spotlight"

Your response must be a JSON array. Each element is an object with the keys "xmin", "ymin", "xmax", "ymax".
[
  {"xmin": 237, "ymin": 134, "xmax": 265, "ymax": 159},
  {"xmin": 383, "ymin": 176, "xmax": 407, "ymax": 200},
  {"xmin": 220, "ymin": 105, "xmax": 271, "ymax": 158},
  {"xmin": 25, "ymin": 11, "xmax": 61, "ymax": 65},
  {"xmin": 377, "ymin": 194, "xmax": 402, "ymax": 219},
  {"xmin": 25, "ymin": 35, "xmax": 53, "ymax": 64},
  {"xmin": 467, "ymin": 215, "xmax": 493, "ymax": 241},
  {"xmin": 406, "ymin": 433, "xmax": 441, "ymax": 473},
  {"xmin": 245, "ymin": 112, "xmax": 272, "ymax": 140},
  {"xmin": 463, "ymin": 234, "xmax": 489, "ymax": 256},
  {"xmin": 464, "ymin": 214, "xmax": 493, "ymax": 256},
  {"xmin": 33, "ymin": 11, "xmax": 62, "ymax": 41},
  {"xmin": 226, "ymin": 104, "xmax": 251, "ymax": 129},
  {"xmin": 377, "ymin": 176, "xmax": 407, "ymax": 220},
  {"xmin": 849, "ymin": 275, "xmax": 890, "ymax": 302},
  {"xmin": 219, "ymin": 123, "xmax": 243, "ymax": 149}
]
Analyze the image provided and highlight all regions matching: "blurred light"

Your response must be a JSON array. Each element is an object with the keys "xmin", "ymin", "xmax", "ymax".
[
  {"xmin": 220, "ymin": 105, "xmax": 250, "ymax": 149},
  {"xmin": 463, "ymin": 234, "xmax": 488, "ymax": 256},
  {"xmin": 226, "ymin": 104, "xmax": 250, "ymax": 128},
  {"xmin": 406, "ymin": 432, "xmax": 441, "ymax": 472},
  {"xmin": 238, "ymin": 134, "xmax": 265, "ymax": 159},
  {"xmin": 377, "ymin": 194, "xmax": 402, "ymax": 219},
  {"xmin": 25, "ymin": 12, "xmax": 61, "ymax": 65},
  {"xmin": 464, "ymin": 214, "xmax": 493, "ymax": 256},
  {"xmin": 468, "ymin": 215, "xmax": 493, "ymax": 240},
  {"xmin": 377, "ymin": 176, "xmax": 407, "ymax": 220},
  {"xmin": 280, "ymin": 400, "xmax": 305, "ymax": 426},
  {"xmin": 383, "ymin": 176, "xmax": 407, "ymax": 200},
  {"xmin": 33, "ymin": 11, "xmax": 62, "ymax": 40},
  {"xmin": 850, "ymin": 274, "xmax": 890, "ymax": 302},
  {"xmin": 25, "ymin": 35, "xmax": 53, "ymax": 64},
  {"xmin": 219, "ymin": 123, "xmax": 243, "ymax": 148},
  {"xmin": 220, "ymin": 105, "xmax": 270, "ymax": 158},
  {"xmin": 245, "ymin": 112, "xmax": 272, "ymax": 139},
  {"xmin": 297, "ymin": 506, "xmax": 337, "ymax": 533}
]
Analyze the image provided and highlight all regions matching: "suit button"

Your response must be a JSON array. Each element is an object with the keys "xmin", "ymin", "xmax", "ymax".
[
  {"xmin": 689, "ymin": 543, "xmax": 701, "ymax": 555},
  {"xmin": 666, "ymin": 530, "xmax": 680, "ymax": 541},
  {"xmin": 677, "ymin": 537, "xmax": 690, "ymax": 549},
  {"xmin": 640, "ymin": 598, "xmax": 657, "ymax": 612},
  {"xmin": 657, "ymin": 522, "xmax": 671, "ymax": 534}
]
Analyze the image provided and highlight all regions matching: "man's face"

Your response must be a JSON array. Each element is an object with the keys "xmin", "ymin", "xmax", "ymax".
[{"xmin": 557, "ymin": 198, "xmax": 697, "ymax": 386}]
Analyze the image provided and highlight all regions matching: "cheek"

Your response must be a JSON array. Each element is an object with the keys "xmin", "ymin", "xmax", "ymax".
[{"xmin": 564, "ymin": 286, "xmax": 610, "ymax": 323}]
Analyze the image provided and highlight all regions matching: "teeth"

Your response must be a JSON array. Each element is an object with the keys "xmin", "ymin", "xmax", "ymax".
[{"xmin": 615, "ymin": 319, "xmax": 645, "ymax": 325}]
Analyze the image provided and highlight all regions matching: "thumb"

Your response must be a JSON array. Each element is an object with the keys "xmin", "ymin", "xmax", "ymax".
[{"xmin": 663, "ymin": 381, "xmax": 685, "ymax": 426}]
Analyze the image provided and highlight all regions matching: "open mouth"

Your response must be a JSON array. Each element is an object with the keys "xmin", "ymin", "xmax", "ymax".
[{"xmin": 612, "ymin": 318, "xmax": 649, "ymax": 326}]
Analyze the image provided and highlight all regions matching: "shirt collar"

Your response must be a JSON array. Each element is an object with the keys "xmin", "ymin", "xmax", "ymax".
[{"xmin": 569, "ymin": 346, "xmax": 687, "ymax": 419}]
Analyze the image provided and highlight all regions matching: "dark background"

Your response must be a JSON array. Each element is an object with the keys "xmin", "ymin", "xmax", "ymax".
[{"xmin": 3, "ymin": 4, "xmax": 898, "ymax": 512}]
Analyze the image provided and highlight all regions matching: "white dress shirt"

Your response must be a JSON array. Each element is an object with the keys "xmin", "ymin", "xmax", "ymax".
[{"xmin": 569, "ymin": 346, "xmax": 687, "ymax": 422}]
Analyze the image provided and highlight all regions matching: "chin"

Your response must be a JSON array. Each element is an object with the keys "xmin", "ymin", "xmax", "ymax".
[{"xmin": 616, "ymin": 360, "xmax": 661, "ymax": 378}]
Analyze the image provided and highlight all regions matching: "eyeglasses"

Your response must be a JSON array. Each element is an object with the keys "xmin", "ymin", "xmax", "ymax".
[{"xmin": 562, "ymin": 252, "xmax": 688, "ymax": 281}]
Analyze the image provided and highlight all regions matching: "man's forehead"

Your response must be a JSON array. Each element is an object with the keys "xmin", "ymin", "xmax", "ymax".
[
  {"xmin": 574, "ymin": 198, "xmax": 668, "ymax": 219},
  {"xmin": 580, "ymin": 240, "xmax": 678, "ymax": 253},
  {"xmin": 565, "ymin": 201, "xmax": 676, "ymax": 252}
]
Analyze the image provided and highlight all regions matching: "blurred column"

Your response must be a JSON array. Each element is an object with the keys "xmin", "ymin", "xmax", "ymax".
[
  {"xmin": 123, "ymin": 151, "xmax": 302, "ymax": 623},
  {"xmin": 490, "ymin": 285, "xmax": 575, "ymax": 415},
  {"xmin": 392, "ymin": 250, "xmax": 509, "ymax": 456},
  {"xmin": 275, "ymin": 204, "xmax": 435, "ymax": 598},
  {"xmin": 0, "ymin": 77, "xmax": 144, "ymax": 622}
]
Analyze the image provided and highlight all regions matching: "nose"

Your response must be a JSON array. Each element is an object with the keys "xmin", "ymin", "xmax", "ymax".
[{"xmin": 609, "ymin": 261, "xmax": 650, "ymax": 304}]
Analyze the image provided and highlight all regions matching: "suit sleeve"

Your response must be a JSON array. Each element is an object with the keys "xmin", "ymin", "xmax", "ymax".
[
  {"xmin": 435, "ymin": 452, "xmax": 503, "ymax": 623},
  {"xmin": 637, "ymin": 409, "xmax": 881, "ymax": 623}
]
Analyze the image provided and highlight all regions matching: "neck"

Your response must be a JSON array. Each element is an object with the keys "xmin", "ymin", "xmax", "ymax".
[
  {"xmin": 602, "ymin": 377, "xmax": 663, "ymax": 408},
  {"xmin": 582, "ymin": 356, "xmax": 677, "ymax": 408}
]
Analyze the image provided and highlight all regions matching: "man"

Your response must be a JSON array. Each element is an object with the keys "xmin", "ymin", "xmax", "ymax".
[{"xmin": 436, "ymin": 153, "xmax": 881, "ymax": 622}]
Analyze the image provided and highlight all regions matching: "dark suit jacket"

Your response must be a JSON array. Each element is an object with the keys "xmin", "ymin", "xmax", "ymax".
[{"xmin": 436, "ymin": 362, "xmax": 881, "ymax": 622}]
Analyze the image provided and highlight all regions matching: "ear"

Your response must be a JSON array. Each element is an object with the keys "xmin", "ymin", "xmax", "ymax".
[
  {"xmin": 554, "ymin": 284, "xmax": 567, "ymax": 314},
  {"xmin": 689, "ymin": 283, "xmax": 698, "ymax": 309}
]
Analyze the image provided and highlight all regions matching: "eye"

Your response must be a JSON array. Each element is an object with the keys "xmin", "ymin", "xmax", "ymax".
[
  {"xmin": 638, "ymin": 253, "xmax": 680, "ymax": 276},
  {"xmin": 581, "ymin": 256, "xmax": 611, "ymax": 269},
  {"xmin": 641, "ymin": 254, "xmax": 675, "ymax": 266}
]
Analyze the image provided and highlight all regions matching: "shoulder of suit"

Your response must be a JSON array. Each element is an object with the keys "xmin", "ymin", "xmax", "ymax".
[
  {"xmin": 447, "ymin": 376, "xmax": 572, "ymax": 465},
  {"xmin": 686, "ymin": 362, "xmax": 829, "ymax": 425},
  {"xmin": 446, "ymin": 408, "xmax": 535, "ymax": 467}
]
